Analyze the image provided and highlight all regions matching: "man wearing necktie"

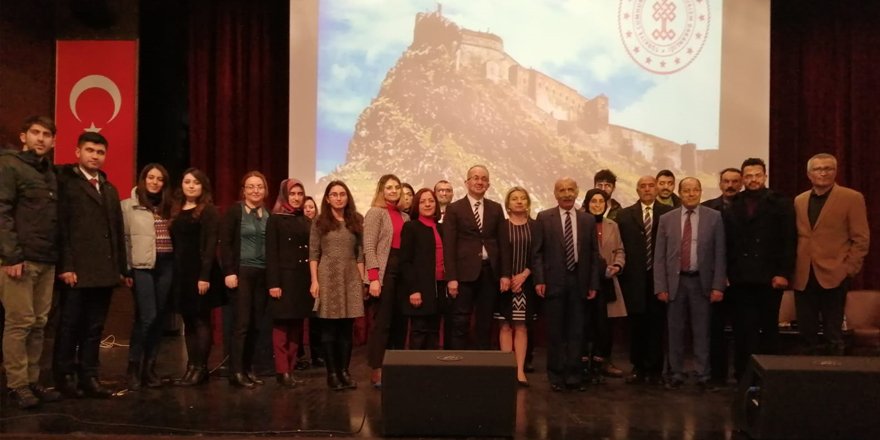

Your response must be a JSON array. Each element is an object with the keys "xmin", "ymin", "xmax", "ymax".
[
  {"xmin": 54, "ymin": 132, "xmax": 128, "ymax": 399},
  {"xmin": 533, "ymin": 178, "xmax": 599, "ymax": 392},
  {"xmin": 654, "ymin": 177, "xmax": 726, "ymax": 390},
  {"xmin": 442, "ymin": 165, "xmax": 509, "ymax": 350},
  {"xmin": 616, "ymin": 176, "xmax": 673, "ymax": 385}
]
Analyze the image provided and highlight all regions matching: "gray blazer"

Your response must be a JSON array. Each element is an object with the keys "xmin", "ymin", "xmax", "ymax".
[
  {"xmin": 653, "ymin": 205, "xmax": 726, "ymax": 300},
  {"xmin": 363, "ymin": 206, "xmax": 409, "ymax": 285}
]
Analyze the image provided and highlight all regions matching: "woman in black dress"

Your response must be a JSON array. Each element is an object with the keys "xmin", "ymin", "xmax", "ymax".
[
  {"xmin": 170, "ymin": 168, "xmax": 223, "ymax": 386},
  {"xmin": 399, "ymin": 188, "xmax": 445, "ymax": 350},
  {"xmin": 266, "ymin": 178, "xmax": 314, "ymax": 387},
  {"xmin": 495, "ymin": 186, "xmax": 539, "ymax": 386}
]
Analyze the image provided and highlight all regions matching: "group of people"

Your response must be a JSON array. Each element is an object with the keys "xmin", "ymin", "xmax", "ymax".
[{"xmin": 0, "ymin": 115, "xmax": 870, "ymax": 410}]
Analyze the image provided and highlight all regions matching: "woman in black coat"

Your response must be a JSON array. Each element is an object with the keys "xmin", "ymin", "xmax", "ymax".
[
  {"xmin": 265, "ymin": 178, "xmax": 314, "ymax": 387},
  {"xmin": 170, "ymin": 168, "xmax": 223, "ymax": 386},
  {"xmin": 399, "ymin": 188, "xmax": 445, "ymax": 350}
]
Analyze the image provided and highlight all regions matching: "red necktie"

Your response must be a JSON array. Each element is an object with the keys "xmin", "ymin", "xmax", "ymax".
[
  {"xmin": 89, "ymin": 177, "xmax": 99, "ymax": 192},
  {"xmin": 681, "ymin": 209, "xmax": 694, "ymax": 270}
]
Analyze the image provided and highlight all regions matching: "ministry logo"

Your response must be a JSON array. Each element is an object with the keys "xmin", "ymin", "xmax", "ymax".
[{"xmin": 619, "ymin": 0, "xmax": 711, "ymax": 74}]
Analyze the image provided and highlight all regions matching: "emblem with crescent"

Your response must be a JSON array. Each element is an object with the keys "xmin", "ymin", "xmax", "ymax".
[{"xmin": 69, "ymin": 74, "xmax": 122, "ymax": 131}]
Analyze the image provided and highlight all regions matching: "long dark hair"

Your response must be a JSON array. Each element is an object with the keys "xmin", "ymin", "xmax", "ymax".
[
  {"xmin": 135, "ymin": 163, "xmax": 172, "ymax": 219},
  {"xmin": 171, "ymin": 167, "xmax": 214, "ymax": 220},
  {"xmin": 315, "ymin": 180, "xmax": 363, "ymax": 237}
]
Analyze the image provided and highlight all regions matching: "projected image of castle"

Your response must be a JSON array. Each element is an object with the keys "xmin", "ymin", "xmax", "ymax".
[{"xmin": 319, "ymin": 7, "xmax": 721, "ymax": 210}]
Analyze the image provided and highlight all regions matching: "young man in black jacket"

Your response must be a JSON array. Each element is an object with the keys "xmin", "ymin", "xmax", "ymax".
[
  {"xmin": 0, "ymin": 116, "xmax": 63, "ymax": 409},
  {"xmin": 53, "ymin": 132, "xmax": 129, "ymax": 399}
]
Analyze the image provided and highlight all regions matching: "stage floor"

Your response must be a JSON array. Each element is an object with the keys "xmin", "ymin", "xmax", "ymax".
[{"xmin": 0, "ymin": 293, "xmax": 749, "ymax": 439}]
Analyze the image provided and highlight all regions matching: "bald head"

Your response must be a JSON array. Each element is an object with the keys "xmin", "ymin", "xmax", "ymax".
[
  {"xmin": 636, "ymin": 176, "xmax": 657, "ymax": 204},
  {"xmin": 554, "ymin": 177, "xmax": 579, "ymax": 210}
]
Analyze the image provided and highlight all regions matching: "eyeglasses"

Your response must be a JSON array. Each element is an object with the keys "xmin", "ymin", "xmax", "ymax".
[
  {"xmin": 244, "ymin": 185, "xmax": 265, "ymax": 191},
  {"xmin": 468, "ymin": 176, "xmax": 489, "ymax": 183}
]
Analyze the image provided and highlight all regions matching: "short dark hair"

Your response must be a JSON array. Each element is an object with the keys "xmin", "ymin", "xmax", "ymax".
[
  {"xmin": 593, "ymin": 169, "xmax": 617, "ymax": 186},
  {"xmin": 719, "ymin": 167, "xmax": 741, "ymax": 177},
  {"xmin": 740, "ymin": 157, "xmax": 766, "ymax": 173},
  {"xmin": 77, "ymin": 132, "xmax": 108, "ymax": 148},
  {"xmin": 656, "ymin": 169, "xmax": 675, "ymax": 180},
  {"xmin": 21, "ymin": 116, "xmax": 57, "ymax": 135}
]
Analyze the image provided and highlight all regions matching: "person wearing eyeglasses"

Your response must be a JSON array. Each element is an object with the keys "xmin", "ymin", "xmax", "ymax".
[
  {"xmin": 442, "ymin": 165, "xmax": 510, "ymax": 350},
  {"xmin": 219, "ymin": 171, "xmax": 272, "ymax": 388},
  {"xmin": 793, "ymin": 153, "xmax": 869, "ymax": 356}
]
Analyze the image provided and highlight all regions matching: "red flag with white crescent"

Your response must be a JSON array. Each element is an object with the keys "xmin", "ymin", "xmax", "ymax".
[{"xmin": 55, "ymin": 40, "xmax": 138, "ymax": 194}]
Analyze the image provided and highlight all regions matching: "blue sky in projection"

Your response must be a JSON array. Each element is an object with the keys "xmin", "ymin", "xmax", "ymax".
[{"xmin": 316, "ymin": 0, "xmax": 722, "ymax": 177}]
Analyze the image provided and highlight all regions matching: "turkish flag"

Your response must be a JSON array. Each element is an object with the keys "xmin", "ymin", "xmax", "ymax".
[{"xmin": 55, "ymin": 40, "xmax": 138, "ymax": 195}]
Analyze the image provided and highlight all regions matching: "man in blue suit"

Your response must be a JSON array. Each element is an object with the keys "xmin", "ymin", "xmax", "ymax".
[{"xmin": 654, "ymin": 177, "xmax": 726, "ymax": 389}]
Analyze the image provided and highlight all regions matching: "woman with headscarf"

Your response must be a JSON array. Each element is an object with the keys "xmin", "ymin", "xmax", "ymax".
[
  {"xmin": 582, "ymin": 188, "xmax": 627, "ymax": 381},
  {"xmin": 265, "ymin": 179, "xmax": 314, "ymax": 387}
]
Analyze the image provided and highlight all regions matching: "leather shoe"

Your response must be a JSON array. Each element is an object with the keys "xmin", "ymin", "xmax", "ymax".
[
  {"xmin": 30, "ymin": 383, "xmax": 62, "ymax": 402},
  {"xmin": 9, "ymin": 386, "xmax": 40, "ymax": 409},
  {"xmin": 602, "ymin": 362, "xmax": 624, "ymax": 378},
  {"xmin": 624, "ymin": 371, "xmax": 644, "ymax": 384},
  {"xmin": 80, "ymin": 377, "xmax": 113, "ymax": 398},
  {"xmin": 550, "ymin": 383, "xmax": 564, "ymax": 392},
  {"xmin": 517, "ymin": 379, "xmax": 530, "ymax": 388},
  {"xmin": 276, "ymin": 372, "xmax": 297, "ymax": 388},
  {"xmin": 55, "ymin": 374, "xmax": 84, "ymax": 398},
  {"xmin": 229, "ymin": 372, "xmax": 255, "ymax": 389},
  {"xmin": 246, "ymin": 372, "xmax": 265, "ymax": 386},
  {"xmin": 665, "ymin": 379, "xmax": 684, "ymax": 390}
]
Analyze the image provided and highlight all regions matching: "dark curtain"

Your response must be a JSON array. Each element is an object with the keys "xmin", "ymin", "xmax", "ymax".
[
  {"xmin": 770, "ymin": 0, "xmax": 880, "ymax": 289},
  {"xmin": 188, "ymin": 0, "xmax": 289, "ymax": 208}
]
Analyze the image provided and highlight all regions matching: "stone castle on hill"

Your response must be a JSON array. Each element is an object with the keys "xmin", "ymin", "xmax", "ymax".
[
  {"xmin": 321, "ymin": 7, "xmax": 722, "ymax": 209},
  {"xmin": 412, "ymin": 7, "xmax": 714, "ymax": 174}
]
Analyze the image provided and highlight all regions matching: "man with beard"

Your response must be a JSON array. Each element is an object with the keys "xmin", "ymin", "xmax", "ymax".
[
  {"xmin": 656, "ymin": 169, "xmax": 681, "ymax": 208},
  {"xmin": 723, "ymin": 158, "xmax": 795, "ymax": 379}
]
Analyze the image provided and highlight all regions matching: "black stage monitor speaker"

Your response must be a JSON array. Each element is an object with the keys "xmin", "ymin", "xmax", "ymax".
[
  {"xmin": 382, "ymin": 350, "xmax": 516, "ymax": 437},
  {"xmin": 733, "ymin": 355, "xmax": 880, "ymax": 440}
]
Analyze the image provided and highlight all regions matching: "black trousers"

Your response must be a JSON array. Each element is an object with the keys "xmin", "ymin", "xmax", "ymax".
[
  {"xmin": 447, "ymin": 261, "xmax": 497, "ymax": 350},
  {"xmin": 53, "ymin": 287, "xmax": 113, "ymax": 379},
  {"xmin": 367, "ymin": 251, "xmax": 402, "ymax": 368},
  {"xmin": 709, "ymin": 293, "xmax": 733, "ymax": 382},
  {"xmin": 628, "ymin": 272, "xmax": 666, "ymax": 376},
  {"xmin": 408, "ymin": 281, "xmax": 444, "ymax": 350},
  {"xmin": 730, "ymin": 284, "xmax": 783, "ymax": 378},
  {"xmin": 545, "ymin": 271, "xmax": 586, "ymax": 387},
  {"xmin": 229, "ymin": 266, "xmax": 268, "ymax": 373},
  {"xmin": 585, "ymin": 285, "xmax": 611, "ymax": 359},
  {"xmin": 795, "ymin": 270, "xmax": 848, "ymax": 355}
]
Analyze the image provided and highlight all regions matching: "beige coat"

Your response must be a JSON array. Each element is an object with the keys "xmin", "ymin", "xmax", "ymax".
[
  {"xmin": 121, "ymin": 187, "xmax": 158, "ymax": 270},
  {"xmin": 599, "ymin": 219, "xmax": 627, "ymax": 318},
  {"xmin": 792, "ymin": 184, "xmax": 870, "ymax": 290}
]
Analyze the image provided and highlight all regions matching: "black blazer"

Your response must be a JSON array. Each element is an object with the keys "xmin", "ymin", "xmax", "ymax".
[
  {"xmin": 265, "ymin": 212, "xmax": 314, "ymax": 319},
  {"xmin": 615, "ymin": 201, "xmax": 673, "ymax": 314},
  {"xmin": 399, "ymin": 219, "xmax": 444, "ymax": 316},
  {"xmin": 442, "ymin": 196, "xmax": 509, "ymax": 282},
  {"xmin": 56, "ymin": 164, "xmax": 126, "ymax": 288},
  {"xmin": 702, "ymin": 195, "xmax": 728, "ymax": 212},
  {"xmin": 722, "ymin": 188, "xmax": 796, "ymax": 286},
  {"xmin": 218, "ymin": 202, "xmax": 269, "ymax": 276},
  {"xmin": 532, "ymin": 207, "xmax": 600, "ymax": 295}
]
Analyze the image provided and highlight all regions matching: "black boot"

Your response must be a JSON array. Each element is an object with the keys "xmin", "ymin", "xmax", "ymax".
[
  {"xmin": 80, "ymin": 377, "xmax": 113, "ymax": 399},
  {"xmin": 175, "ymin": 364, "xmax": 196, "ymax": 386},
  {"xmin": 143, "ymin": 357, "xmax": 163, "ymax": 388},
  {"xmin": 229, "ymin": 372, "xmax": 255, "ymax": 389},
  {"xmin": 323, "ymin": 342, "xmax": 344, "ymax": 391},
  {"xmin": 337, "ymin": 341, "xmax": 357, "ymax": 389},
  {"xmin": 126, "ymin": 361, "xmax": 142, "ymax": 391}
]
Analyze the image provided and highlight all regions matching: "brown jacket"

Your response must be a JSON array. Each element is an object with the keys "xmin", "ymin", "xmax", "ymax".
[{"xmin": 792, "ymin": 184, "xmax": 870, "ymax": 290}]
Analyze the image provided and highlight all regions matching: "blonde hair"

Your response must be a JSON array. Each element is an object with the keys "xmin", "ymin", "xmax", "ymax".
[{"xmin": 504, "ymin": 186, "xmax": 531, "ymax": 215}]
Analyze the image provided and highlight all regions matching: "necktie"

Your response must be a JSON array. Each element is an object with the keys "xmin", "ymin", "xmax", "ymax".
[
  {"xmin": 681, "ymin": 209, "xmax": 694, "ymax": 271},
  {"xmin": 473, "ymin": 200, "xmax": 482, "ymax": 232},
  {"xmin": 89, "ymin": 177, "xmax": 99, "ymax": 193},
  {"xmin": 644, "ymin": 206, "xmax": 653, "ymax": 270},
  {"xmin": 564, "ymin": 211, "xmax": 576, "ymax": 271}
]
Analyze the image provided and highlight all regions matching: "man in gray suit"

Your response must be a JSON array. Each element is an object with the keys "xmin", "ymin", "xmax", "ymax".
[
  {"xmin": 654, "ymin": 177, "xmax": 726, "ymax": 389},
  {"xmin": 533, "ymin": 177, "xmax": 600, "ymax": 391}
]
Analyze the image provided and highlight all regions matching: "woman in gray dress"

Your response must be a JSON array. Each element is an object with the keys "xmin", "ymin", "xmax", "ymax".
[{"xmin": 309, "ymin": 180, "xmax": 365, "ymax": 391}]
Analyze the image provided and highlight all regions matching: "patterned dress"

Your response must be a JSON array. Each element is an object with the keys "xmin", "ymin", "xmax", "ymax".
[
  {"xmin": 495, "ymin": 221, "xmax": 534, "ymax": 321},
  {"xmin": 309, "ymin": 220, "xmax": 365, "ymax": 319}
]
